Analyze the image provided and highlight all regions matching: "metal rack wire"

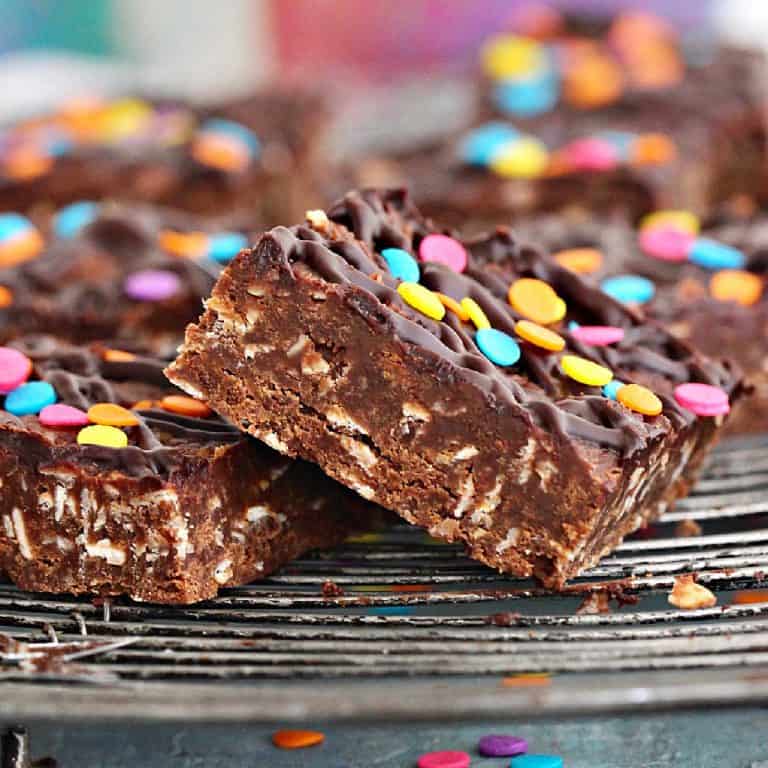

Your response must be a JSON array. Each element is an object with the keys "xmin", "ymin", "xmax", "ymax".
[{"xmin": 2, "ymin": 435, "xmax": 768, "ymax": 723}]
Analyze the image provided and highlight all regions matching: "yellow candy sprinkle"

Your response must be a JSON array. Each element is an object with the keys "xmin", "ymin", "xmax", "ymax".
[
  {"xmin": 481, "ymin": 34, "xmax": 544, "ymax": 79},
  {"xmin": 616, "ymin": 383, "xmax": 663, "ymax": 416},
  {"xmin": 437, "ymin": 292, "xmax": 470, "ymax": 322},
  {"xmin": 561, "ymin": 354, "xmax": 613, "ymax": 387},
  {"xmin": 77, "ymin": 424, "xmax": 128, "ymax": 449},
  {"xmin": 508, "ymin": 278, "xmax": 566, "ymax": 325},
  {"xmin": 553, "ymin": 247, "xmax": 603, "ymax": 274},
  {"xmin": 397, "ymin": 282, "xmax": 445, "ymax": 321},
  {"xmin": 490, "ymin": 137, "xmax": 549, "ymax": 179},
  {"xmin": 97, "ymin": 98, "xmax": 152, "ymax": 142},
  {"xmin": 460, "ymin": 297, "xmax": 491, "ymax": 330},
  {"xmin": 640, "ymin": 209, "xmax": 699, "ymax": 235},
  {"xmin": 709, "ymin": 269, "xmax": 763, "ymax": 306},
  {"xmin": 514, "ymin": 320, "xmax": 565, "ymax": 351}
]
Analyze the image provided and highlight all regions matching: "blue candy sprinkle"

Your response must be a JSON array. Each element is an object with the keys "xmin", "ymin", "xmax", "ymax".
[
  {"xmin": 199, "ymin": 118, "xmax": 260, "ymax": 155},
  {"xmin": 567, "ymin": 320, "xmax": 580, "ymax": 331},
  {"xmin": 208, "ymin": 231, "xmax": 248, "ymax": 263},
  {"xmin": 54, "ymin": 201, "xmax": 99, "ymax": 239},
  {"xmin": 368, "ymin": 606, "xmax": 414, "ymax": 616},
  {"xmin": 603, "ymin": 379, "xmax": 625, "ymax": 401},
  {"xmin": 5, "ymin": 381, "xmax": 57, "ymax": 416},
  {"xmin": 688, "ymin": 237, "xmax": 746, "ymax": 270},
  {"xmin": 0, "ymin": 213, "xmax": 33, "ymax": 243},
  {"xmin": 595, "ymin": 130, "xmax": 637, "ymax": 160},
  {"xmin": 381, "ymin": 247, "xmax": 420, "ymax": 282},
  {"xmin": 510, "ymin": 755, "xmax": 563, "ymax": 768},
  {"xmin": 476, "ymin": 328, "xmax": 521, "ymax": 367},
  {"xmin": 601, "ymin": 274, "xmax": 656, "ymax": 305},
  {"xmin": 493, "ymin": 75, "xmax": 559, "ymax": 118},
  {"xmin": 460, "ymin": 122, "xmax": 520, "ymax": 166},
  {"xmin": 42, "ymin": 129, "xmax": 74, "ymax": 157}
]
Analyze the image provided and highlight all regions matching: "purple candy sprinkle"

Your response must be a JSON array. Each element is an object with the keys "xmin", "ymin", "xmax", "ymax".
[
  {"xmin": 124, "ymin": 269, "xmax": 181, "ymax": 302},
  {"xmin": 478, "ymin": 734, "xmax": 528, "ymax": 758}
]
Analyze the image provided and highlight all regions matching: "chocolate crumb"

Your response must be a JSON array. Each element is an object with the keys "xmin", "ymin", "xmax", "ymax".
[
  {"xmin": 576, "ymin": 591, "xmax": 611, "ymax": 615},
  {"xmin": 322, "ymin": 580, "xmax": 345, "ymax": 598},
  {"xmin": 675, "ymin": 518, "xmax": 702, "ymax": 537},
  {"xmin": 485, "ymin": 612, "xmax": 522, "ymax": 626}
]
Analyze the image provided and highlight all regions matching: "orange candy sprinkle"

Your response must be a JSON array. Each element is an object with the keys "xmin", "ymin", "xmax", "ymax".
[
  {"xmin": 632, "ymin": 133, "xmax": 677, "ymax": 166},
  {"xmin": 436, "ymin": 292, "xmax": 470, "ymax": 322},
  {"xmin": 0, "ymin": 286, "xmax": 13, "ymax": 309},
  {"xmin": 88, "ymin": 403, "xmax": 139, "ymax": 428},
  {"xmin": 514, "ymin": 320, "xmax": 565, "ymax": 352},
  {"xmin": 732, "ymin": 590, "xmax": 768, "ymax": 605},
  {"xmin": 3, "ymin": 148, "xmax": 53, "ymax": 181},
  {"xmin": 192, "ymin": 136, "xmax": 250, "ymax": 172},
  {"xmin": 553, "ymin": 247, "xmax": 603, "ymax": 274},
  {"xmin": 0, "ymin": 230, "xmax": 44, "ymax": 268},
  {"xmin": 103, "ymin": 349, "xmax": 136, "ymax": 363},
  {"xmin": 564, "ymin": 54, "xmax": 623, "ymax": 109},
  {"xmin": 709, "ymin": 269, "xmax": 763, "ymax": 306},
  {"xmin": 158, "ymin": 229, "xmax": 209, "ymax": 259},
  {"xmin": 131, "ymin": 399, "xmax": 156, "ymax": 410},
  {"xmin": 508, "ymin": 278, "xmax": 566, "ymax": 325},
  {"xmin": 616, "ymin": 383, "xmax": 663, "ymax": 416},
  {"xmin": 160, "ymin": 395, "xmax": 212, "ymax": 418},
  {"xmin": 502, "ymin": 673, "xmax": 552, "ymax": 688},
  {"xmin": 272, "ymin": 730, "xmax": 325, "ymax": 749}
]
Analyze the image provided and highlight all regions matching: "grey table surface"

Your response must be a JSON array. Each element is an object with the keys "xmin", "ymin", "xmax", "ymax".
[{"xmin": 14, "ymin": 709, "xmax": 768, "ymax": 767}]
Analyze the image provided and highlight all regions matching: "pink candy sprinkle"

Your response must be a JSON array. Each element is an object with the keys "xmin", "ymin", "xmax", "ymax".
[
  {"xmin": 416, "ymin": 750, "xmax": 471, "ymax": 768},
  {"xmin": 639, "ymin": 226, "xmax": 694, "ymax": 262},
  {"xmin": 674, "ymin": 383, "xmax": 730, "ymax": 417},
  {"xmin": 124, "ymin": 269, "xmax": 181, "ymax": 302},
  {"xmin": 563, "ymin": 138, "xmax": 619, "ymax": 171},
  {"xmin": 39, "ymin": 403, "xmax": 90, "ymax": 428},
  {"xmin": 571, "ymin": 325, "xmax": 625, "ymax": 346},
  {"xmin": 418, "ymin": 234, "xmax": 468, "ymax": 273},
  {"xmin": 0, "ymin": 347, "xmax": 32, "ymax": 394}
]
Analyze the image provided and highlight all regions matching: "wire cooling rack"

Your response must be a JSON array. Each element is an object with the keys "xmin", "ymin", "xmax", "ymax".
[{"xmin": 2, "ymin": 435, "xmax": 768, "ymax": 723}]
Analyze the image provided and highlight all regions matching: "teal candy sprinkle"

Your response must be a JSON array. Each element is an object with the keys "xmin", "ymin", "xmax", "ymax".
[
  {"xmin": 476, "ymin": 328, "xmax": 521, "ymax": 367},
  {"xmin": 199, "ymin": 118, "xmax": 260, "ymax": 155},
  {"xmin": 510, "ymin": 755, "xmax": 563, "ymax": 768},
  {"xmin": 208, "ymin": 232, "xmax": 248, "ymax": 263},
  {"xmin": 688, "ymin": 237, "xmax": 746, "ymax": 270},
  {"xmin": 381, "ymin": 247, "xmax": 420, "ymax": 282},
  {"xmin": 0, "ymin": 213, "xmax": 33, "ymax": 243},
  {"xmin": 460, "ymin": 122, "xmax": 520, "ymax": 166},
  {"xmin": 5, "ymin": 381, "xmax": 56, "ymax": 416},
  {"xmin": 601, "ymin": 274, "xmax": 655, "ymax": 305},
  {"xmin": 54, "ymin": 201, "xmax": 99, "ymax": 239},
  {"xmin": 603, "ymin": 380, "xmax": 625, "ymax": 401}
]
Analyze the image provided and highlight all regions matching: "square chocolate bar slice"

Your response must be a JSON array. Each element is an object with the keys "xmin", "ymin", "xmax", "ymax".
[
  {"xmin": 167, "ymin": 189, "xmax": 741, "ymax": 587},
  {"xmin": 0, "ymin": 336, "xmax": 380, "ymax": 604}
]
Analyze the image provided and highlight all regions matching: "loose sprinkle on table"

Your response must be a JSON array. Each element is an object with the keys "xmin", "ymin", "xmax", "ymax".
[
  {"xmin": 54, "ymin": 201, "xmax": 99, "ymax": 239},
  {"xmin": 561, "ymin": 355, "xmax": 613, "ymax": 387},
  {"xmin": 709, "ymin": 269, "xmax": 763, "ymax": 306},
  {"xmin": 601, "ymin": 274, "xmax": 655, "ymax": 305},
  {"xmin": 461, "ymin": 297, "xmax": 491, "ymax": 329},
  {"xmin": 271, "ymin": 729, "xmax": 325, "ymax": 749},
  {"xmin": 508, "ymin": 278, "xmax": 566, "ymax": 325},
  {"xmin": 0, "ymin": 347, "xmax": 32, "ymax": 393},
  {"xmin": 381, "ymin": 247, "xmax": 420, "ymax": 283},
  {"xmin": 476, "ymin": 328, "xmax": 521, "ymax": 366},
  {"xmin": 5, "ymin": 381, "xmax": 57, "ymax": 416},
  {"xmin": 514, "ymin": 319, "xmax": 565, "ymax": 351},
  {"xmin": 77, "ymin": 424, "xmax": 128, "ymax": 449},
  {"xmin": 39, "ymin": 403, "xmax": 89, "ymax": 428},
  {"xmin": 617, "ymin": 383, "xmax": 662, "ymax": 416},
  {"xmin": 570, "ymin": 325, "xmax": 625, "ymax": 346},
  {"xmin": 416, "ymin": 749, "xmax": 471, "ymax": 768},
  {"xmin": 124, "ymin": 269, "xmax": 181, "ymax": 302},
  {"xmin": 478, "ymin": 734, "xmax": 529, "ymax": 757},
  {"xmin": 553, "ymin": 247, "xmax": 603, "ymax": 274},
  {"xmin": 511, "ymin": 755, "xmax": 563, "ymax": 768},
  {"xmin": 160, "ymin": 395, "xmax": 212, "ymax": 418},
  {"xmin": 418, "ymin": 234, "xmax": 468, "ymax": 273},
  {"xmin": 397, "ymin": 282, "xmax": 446, "ymax": 321},
  {"xmin": 674, "ymin": 383, "xmax": 730, "ymax": 417},
  {"xmin": 87, "ymin": 403, "xmax": 139, "ymax": 428}
]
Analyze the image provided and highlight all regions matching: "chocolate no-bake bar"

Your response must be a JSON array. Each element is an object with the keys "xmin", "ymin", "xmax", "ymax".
[
  {"xmin": 339, "ymin": 11, "xmax": 766, "ymax": 229},
  {"xmin": 0, "ymin": 335, "xmax": 379, "ymax": 604},
  {"xmin": 512, "ymin": 208, "xmax": 768, "ymax": 434},
  {"xmin": 167, "ymin": 189, "xmax": 741, "ymax": 587},
  {"xmin": 0, "ymin": 90, "xmax": 328, "ymax": 224},
  {"xmin": 0, "ymin": 201, "xmax": 257, "ymax": 356}
]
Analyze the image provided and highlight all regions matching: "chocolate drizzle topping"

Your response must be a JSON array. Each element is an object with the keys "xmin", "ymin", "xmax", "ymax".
[
  {"xmin": 4, "ymin": 336, "xmax": 241, "ymax": 479},
  {"xmin": 262, "ymin": 188, "xmax": 738, "ymax": 456}
]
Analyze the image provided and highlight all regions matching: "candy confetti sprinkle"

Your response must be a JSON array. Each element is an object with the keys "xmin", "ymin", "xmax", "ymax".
[
  {"xmin": 616, "ymin": 383, "xmax": 662, "ymax": 416},
  {"xmin": 271, "ymin": 730, "xmax": 325, "ymax": 749},
  {"xmin": 553, "ymin": 247, "xmax": 603, "ymax": 274},
  {"xmin": 160, "ymin": 395, "xmax": 212, "ymax": 418},
  {"xmin": 381, "ymin": 247, "xmax": 420, "ymax": 283},
  {"xmin": 397, "ymin": 282, "xmax": 446, "ymax": 321},
  {"xmin": 476, "ymin": 328, "xmax": 521, "ymax": 366},
  {"xmin": 5, "ymin": 381, "xmax": 57, "ymax": 416},
  {"xmin": 561, "ymin": 355, "xmax": 613, "ymax": 387},
  {"xmin": 674, "ymin": 383, "xmax": 730, "ymax": 417},
  {"xmin": 124, "ymin": 269, "xmax": 181, "ymax": 302},
  {"xmin": 39, "ymin": 403, "xmax": 90, "ymax": 428},
  {"xmin": 416, "ymin": 749, "xmax": 471, "ymax": 768},
  {"xmin": 461, "ymin": 297, "xmax": 491, "ymax": 330},
  {"xmin": 54, "ymin": 201, "xmax": 99, "ymax": 239},
  {"xmin": 514, "ymin": 319, "xmax": 565, "ymax": 351},
  {"xmin": 478, "ymin": 734, "xmax": 529, "ymax": 758},
  {"xmin": 508, "ymin": 278, "xmax": 566, "ymax": 325},
  {"xmin": 87, "ymin": 403, "xmax": 139, "ymax": 428},
  {"xmin": 0, "ymin": 347, "xmax": 32, "ymax": 393},
  {"xmin": 76, "ymin": 424, "xmax": 129, "ymax": 449},
  {"xmin": 418, "ymin": 234, "xmax": 468, "ymax": 273},
  {"xmin": 570, "ymin": 325, "xmax": 625, "ymax": 346},
  {"xmin": 709, "ymin": 269, "xmax": 763, "ymax": 306}
]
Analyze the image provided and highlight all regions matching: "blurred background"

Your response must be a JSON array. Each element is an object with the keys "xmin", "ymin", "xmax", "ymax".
[{"xmin": 0, "ymin": 0, "xmax": 764, "ymax": 122}]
